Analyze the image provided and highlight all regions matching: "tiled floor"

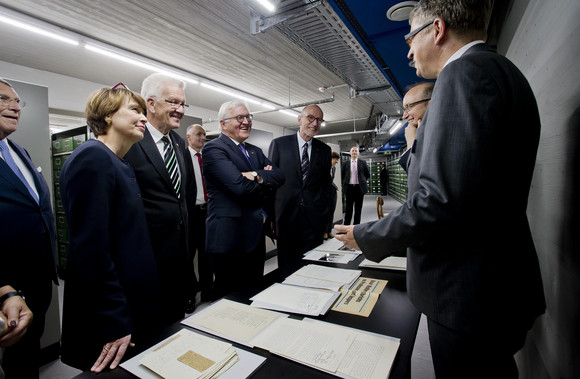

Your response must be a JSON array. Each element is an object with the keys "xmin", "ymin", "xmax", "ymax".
[{"xmin": 40, "ymin": 194, "xmax": 435, "ymax": 378}]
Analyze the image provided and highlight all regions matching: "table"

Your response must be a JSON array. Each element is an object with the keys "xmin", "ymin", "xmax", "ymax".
[{"xmin": 75, "ymin": 255, "xmax": 420, "ymax": 379}]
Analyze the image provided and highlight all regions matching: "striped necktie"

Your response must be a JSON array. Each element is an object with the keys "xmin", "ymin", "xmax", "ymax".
[
  {"xmin": 162, "ymin": 136, "xmax": 181, "ymax": 197},
  {"xmin": 301, "ymin": 142, "xmax": 309, "ymax": 183}
]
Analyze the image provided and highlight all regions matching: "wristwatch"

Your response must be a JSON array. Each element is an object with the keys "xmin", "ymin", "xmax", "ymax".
[
  {"xmin": 251, "ymin": 171, "xmax": 258, "ymax": 179},
  {"xmin": 0, "ymin": 290, "xmax": 24, "ymax": 306}
]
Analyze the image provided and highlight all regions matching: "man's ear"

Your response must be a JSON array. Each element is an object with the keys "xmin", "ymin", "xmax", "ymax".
[{"xmin": 433, "ymin": 17, "xmax": 447, "ymax": 45}]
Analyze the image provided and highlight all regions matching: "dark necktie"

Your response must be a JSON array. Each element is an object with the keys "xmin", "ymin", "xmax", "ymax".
[
  {"xmin": 301, "ymin": 142, "xmax": 309, "ymax": 183},
  {"xmin": 162, "ymin": 136, "xmax": 181, "ymax": 197},
  {"xmin": 195, "ymin": 152, "xmax": 208, "ymax": 202},
  {"xmin": 0, "ymin": 139, "xmax": 39, "ymax": 204},
  {"xmin": 238, "ymin": 143, "xmax": 253, "ymax": 168}
]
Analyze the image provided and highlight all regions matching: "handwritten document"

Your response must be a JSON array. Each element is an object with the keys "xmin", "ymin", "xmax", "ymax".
[{"xmin": 250, "ymin": 283, "xmax": 340, "ymax": 316}]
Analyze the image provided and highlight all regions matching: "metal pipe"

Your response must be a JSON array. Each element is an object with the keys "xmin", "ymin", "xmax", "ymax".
[{"xmin": 252, "ymin": 93, "xmax": 335, "ymax": 115}]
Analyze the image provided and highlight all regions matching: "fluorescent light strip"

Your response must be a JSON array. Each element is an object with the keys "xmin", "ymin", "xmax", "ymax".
[
  {"xmin": 254, "ymin": 0, "xmax": 276, "ymax": 12},
  {"xmin": 0, "ymin": 14, "xmax": 79, "ymax": 46},
  {"xmin": 200, "ymin": 82, "xmax": 261, "ymax": 106},
  {"xmin": 278, "ymin": 109, "xmax": 299, "ymax": 117}
]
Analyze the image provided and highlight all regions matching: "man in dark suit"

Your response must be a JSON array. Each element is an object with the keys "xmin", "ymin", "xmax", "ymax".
[
  {"xmin": 0, "ymin": 78, "xmax": 57, "ymax": 378},
  {"xmin": 341, "ymin": 145, "xmax": 370, "ymax": 225},
  {"xmin": 203, "ymin": 100, "xmax": 284, "ymax": 299},
  {"xmin": 183, "ymin": 124, "xmax": 210, "ymax": 305},
  {"xmin": 268, "ymin": 105, "xmax": 333, "ymax": 275},
  {"xmin": 125, "ymin": 73, "xmax": 190, "ymax": 323},
  {"xmin": 336, "ymin": 1, "xmax": 545, "ymax": 377}
]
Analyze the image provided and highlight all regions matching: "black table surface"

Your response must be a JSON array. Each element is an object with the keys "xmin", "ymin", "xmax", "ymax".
[{"xmin": 75, "ymin": 255, "xmax": 420, "ymax": 379}]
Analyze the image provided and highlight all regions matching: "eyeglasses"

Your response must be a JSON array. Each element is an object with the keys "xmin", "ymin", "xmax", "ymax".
[
  {"xmin": 0, "ymin": 95, "xmax": 26, "ymax": 109},
  {"xmin": 163, "ymin": 99, "xmax": 189, "ymax": 109},
  {"xmin": 305, "ymin": 115, "xmax": 324, "ymax": 124},
  {"xmin": 403, "ymin": 98, "xmax": 431, "ymax": 112},
  {"xmin": 404, "ymin": 19, "xmax": 435, "ymax": 47},
  {"xmin": 112, "ymin": 82, "xmax": 130, "ymax": 90},
  {"xmin": 223, "ymin": 114, "xmax": 253, "ymax": 123}
]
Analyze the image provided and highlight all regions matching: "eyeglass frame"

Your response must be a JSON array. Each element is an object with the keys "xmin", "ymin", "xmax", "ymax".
[
  {"xmin": 305, "ymin": 114, "xmax": 324, "ymax": 124},
  {"xmin": 404, "ymin": 19, "xmax": 435, "ymax": 47},
  {"xmin": 162, "ymin": 99, "xmax": 190, "ymax": 109},
  {"xmin": 0, "ymin": 95, "xmax": 26, "ymax": 109},
  {"xmin": 403, "ymin": 98, "xmax": 431, "ymax": 112},
  {"xmin": 223, "ymin": 114, "xmax": 253, "ymax": 123}
]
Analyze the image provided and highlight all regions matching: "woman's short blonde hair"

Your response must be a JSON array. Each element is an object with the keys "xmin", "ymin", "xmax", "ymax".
[{"xmin": 85, "ymin": 87, "xmax": 146, "ymax": 137}]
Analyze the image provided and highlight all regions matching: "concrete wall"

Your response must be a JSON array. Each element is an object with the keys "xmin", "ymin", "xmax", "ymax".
[{"xmin": 498, "ymin": 0, "xmax": 580, "ymax": 377}]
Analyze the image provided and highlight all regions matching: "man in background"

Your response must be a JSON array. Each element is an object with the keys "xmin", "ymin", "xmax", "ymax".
[
  {"xmin": 203, "ymin": 100, "xmax": 284, "ymax": 298},
  {"xmin": 184, "ymin": 124, "xmax": 211, "ymax": 305},
  {"xmin": 268, "ymin": 105, "xmax": 333, "ymax": 275},
  {"xmin": 399, "ymin": 82, "xmax": 434, "ymax": 169},
  {"xmin": 125, "ymin": 73, "xmax": 190, "ymax": 323},
  {"xmin": 0, "ymin": 78, "xmax": 57, "ymax": 378},
  {"xmin": 336, "ymin": 1, "xmax": 545, "ymax": 377},
  {"xmin": 341, "ymin": 145, "xmax": 370, "ymax": 225}
]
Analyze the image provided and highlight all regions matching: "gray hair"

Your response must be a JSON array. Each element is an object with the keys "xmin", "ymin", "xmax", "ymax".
[
  {"xmin": 186, "ymin": 123, "xmax": 204, "ymax": 135},
  {"xmin": 410, "ymin": 0, "xmax": 491, "ymax": 39},
  {"xmin": 0, "ymin": 78, "xmax": 14, "ymax": 88},
  {"xmin": 140, "ymin": 73, "xmax": 186, "ymax": 100},
  {"xmin": 218, "ymin": 100, "xmax": 250, "ymax": 122}
]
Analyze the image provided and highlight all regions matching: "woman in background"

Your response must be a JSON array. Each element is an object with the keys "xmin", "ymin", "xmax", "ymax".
[{"xmin": 59, "ymin": 84, "xmax": 161, "ymax": 372}]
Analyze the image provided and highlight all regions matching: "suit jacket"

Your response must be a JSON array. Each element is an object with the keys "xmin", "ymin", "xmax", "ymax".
[
  {"xmin": 0, "ymin": 139, "xmax": 57, "ymax": 300},
  {"xmin": 341, "ymin": 158, "xmax": 370, "ymax": 194},
  {"xmin": 59, "ymin": 140, "xmax": 162, "ymax": 370},
  {"xmin": 203, "ymin": 133, "xmax": 284, "ymax": 254},
  {"xmin": 124, "ymin": 127, "xmax": 189, "ymax": 321},
  {"xmin": 268, "ymin": 134, "xmax": 332, "ymax": 239},
  {"xmin": 354, "ymin": 43, "xmax": 545, "ymax": 333}
]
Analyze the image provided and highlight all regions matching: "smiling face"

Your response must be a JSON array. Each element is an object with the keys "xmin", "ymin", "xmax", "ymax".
[
  {"xmin": 403, "ymin": 84, "xmax": 430, "ymax": 128},
  {"xmin": 298, "ymin": 105, "xmax": 323, "ymax": 141},
  {"xmin": 220, "ymin": 104, "xmax": 252, "ymax": 143},
  {"xmin": 349, "ymin": 146, "xmax": 359, "ymax": 160},
  {"xmin": 147, "ymin": 82, "xmax": 186, "ymax": 134},
  {"xmin": 407, "ymin": 17, "xmax": 438, "ymax": 79},
  {"xmin": 108, "ymin": 96, "xmax": 148, "ymax": 145},
  {"xmin": 186, "ymin": 124, "xmax": 206, "ymax": 152},
  {"xmin": 0, "ymin": 82, "xmax": 22, "ymax": 139}
]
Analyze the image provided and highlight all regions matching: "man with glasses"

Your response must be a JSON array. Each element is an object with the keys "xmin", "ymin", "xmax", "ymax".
[
  {"xmin": 268, "ymin": 105, "xmax": 333, "ymax": 275},
  {"xmin": 337, "ymin": 1, "xmax": 545, "ymax": 377},
  {"xmin": 202, "ymin": 100, "xmax": 284, "ymax": 299},
  {"xmin": 0, "ymin": 78, "xmax": 57, "ymax": 378},
  {"xmin": 399, "ymin": 82, "xmax": 434, "ymax": 169},
  {"xmin": 125, "ymin": 73, "xmax": 191, "ymax": 324}
]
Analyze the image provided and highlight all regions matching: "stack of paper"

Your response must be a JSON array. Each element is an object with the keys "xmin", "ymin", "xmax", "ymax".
[
  {"xmin": 303, "ymin": 238, "xmax": 361, "ymax": 264},
  {"xmin": 359, "ymin": 256, "xmax": 407, "ymax": 271},
  {"xmin": 249, "ymin": 282, "xmax": 340, "ymax": 316},
  {"xmin": 139, "ymin": 329, "xmax": 239, "ymax": 379},
  {"xmin": 283, "ymin": 264, "xmax": 361, "ymax": 291}
]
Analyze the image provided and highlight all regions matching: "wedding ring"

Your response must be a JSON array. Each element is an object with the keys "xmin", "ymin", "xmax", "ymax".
[{"xmin": 103, "ymin": 347, "xmax": 109, "ymax": 352}]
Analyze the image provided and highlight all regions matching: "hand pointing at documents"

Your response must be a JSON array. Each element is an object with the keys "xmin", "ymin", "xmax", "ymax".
[{"xmin": 334, "ymin": 225, "xmax": 360, "ymax": 251}]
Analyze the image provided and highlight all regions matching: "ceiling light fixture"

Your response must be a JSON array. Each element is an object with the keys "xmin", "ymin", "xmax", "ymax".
[
  {"xmin": 254, "ymin": 0, "xmax": 276, "ymax": 12},
  {"xmin": 0, "ymin": 13, "xmax": 79, "ymax": 46},
  {"xmin": 386, "ymin": 1, "xmax": 418, "ymax": 21},
  {"xmin": 388, "ymin": 119, "xmax": 407, "ymax": 135},
  {"xmin": 200, "ymin": 82, "xmax": 262, "ymax": 106}
]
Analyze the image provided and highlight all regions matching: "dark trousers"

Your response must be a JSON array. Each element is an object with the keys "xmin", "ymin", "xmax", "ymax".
[
  {"xmin": 427, "ymin": 317, "xmax": 528, "ymax": 379},
  {"xmin": 209, "ymin": 236, "xmax": 265, "ymax": 300},
  {"xmin": 187, "ymin": 205, "xmax": 212, "ymax": 301},
  {"xmin": 344, "ymin": 184, "xmax": 364, "ymax": 225}
]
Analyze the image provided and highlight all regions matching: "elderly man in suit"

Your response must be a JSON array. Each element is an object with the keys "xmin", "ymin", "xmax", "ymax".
[
  {"xmin": 341, "ymin": 145, "xmax": 370, "ymax": 225},
  {"xmin": 203, "ymin": 100, "xmax": 284, "ymax": 299},
  {"xmin": 268, "ymin": 105, "xmax": 333, "ymax": 275},
  {"xmin": 125, "ymin": 73, "xmax": 190, "ymax": 323},
  {"xmin": 0, "ymin": 78, "xmax": 57, "ymax": 378},
  {"xmin": 337, "ymin": 1, "xmax": 545, "ymax": 377}
]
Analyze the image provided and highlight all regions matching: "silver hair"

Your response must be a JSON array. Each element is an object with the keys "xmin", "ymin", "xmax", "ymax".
[
  {"xmin": 218, "ymin": 100, "xmax": 250, "ymax": 122},
  {"xmin": 140, "ymin": 73, "xmax": 186, "ymax": 100}
]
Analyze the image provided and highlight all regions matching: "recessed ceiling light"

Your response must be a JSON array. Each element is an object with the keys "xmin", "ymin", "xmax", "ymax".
[{"xmin": 386, "ymin": 1, "xmax": 418, "ymax": 21}]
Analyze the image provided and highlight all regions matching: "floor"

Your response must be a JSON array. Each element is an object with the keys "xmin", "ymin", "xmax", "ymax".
[{"xmin": 39, "ymin": 194, "xmax": 435, "ymax": 378}]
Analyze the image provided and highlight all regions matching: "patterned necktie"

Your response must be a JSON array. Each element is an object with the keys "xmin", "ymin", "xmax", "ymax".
[
  {"xmin": 352, "ymin": 160, "xmax": 358, "ymax": 184},
  {"xmin": 301, "ymin": 142, "xmax": 309, "ymax": 183},
  {"xmin": 0, "ymin": 139, "xmax": 39, "ymax": 204},
  {"xmin": 162, "ymin": 136, "xmax": 181, "ymax": 197},
  {"xmin": 196, "ymin": 152, "xmax": 208, "ymax": 202}
]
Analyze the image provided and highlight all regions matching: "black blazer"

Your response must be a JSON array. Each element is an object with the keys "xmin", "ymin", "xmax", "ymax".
[
  {"xmin": 354, "ymin": 43, "xmax": 545, "ymax": 333},
  {"xmin": 203, "ymin": 133, "xmax": 284, "ymax": 254},
  {"xmin": 59, "ymin": 140, "xmax": 161, "ymax": 370},
  {"xmin": 341, "ymin": 158, "xmax": 370, "ymax": 194},
  {"xmin": 268, "ymin": 134, "xmax": 332, "ymax": 239},
  {"xmin": 0, "ymin": 139, "xmax": 57, "ymax": 301}
]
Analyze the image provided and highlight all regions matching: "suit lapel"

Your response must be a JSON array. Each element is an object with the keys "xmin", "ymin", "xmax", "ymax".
[
  {"xmin": 220, "ymin": 134, "xmax": 253, "ymax": 170},
  {"xmin": 140, "ymin": 128, "xmax": 173, "ymax": 187},
  {"xmin": 0, "ymin": 140, "xmax": 39, "ymax": 204},
  {"xmin": 169, "ymin": 131, "xmax": 187, "ymax": 199}
]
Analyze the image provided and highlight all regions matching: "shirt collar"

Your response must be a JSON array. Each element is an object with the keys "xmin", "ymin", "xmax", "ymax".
[
  {"xmin": 147, "ymin": 123, "xmax": 167, "ymax": 143},
  {"xmin": 443, "ymin": 40, "xmax": 485, "ymax": 70},
  {"xmin": 297, "ymin": 131, "xmax": 309, "ymax": 148}
]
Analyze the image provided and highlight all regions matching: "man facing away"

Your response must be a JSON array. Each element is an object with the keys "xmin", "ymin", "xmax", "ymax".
[
  {"xmin": 268, "ymin": 105, "xmax": 333, "ymax": 275},
  {"xmin": 336, "ymin": 1, "xmax": 545, "ymax": 377},
  {"xmin": 124, "ymin": 73, "xmax": 190, "ymax": 323}
]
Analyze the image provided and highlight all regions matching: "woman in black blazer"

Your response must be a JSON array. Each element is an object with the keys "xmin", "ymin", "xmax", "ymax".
[{"xmin": 59, "ymin": 84, "xmax": 162, "ymax": 372}]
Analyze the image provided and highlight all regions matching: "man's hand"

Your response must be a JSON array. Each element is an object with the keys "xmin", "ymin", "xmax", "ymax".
[
  {"xmin": 91, "ymin": 334, "xmax": 134, "ymax": 373},
  {"xmin": 334, "ymin": 225, "xmax": 361, "ymax": 251}
]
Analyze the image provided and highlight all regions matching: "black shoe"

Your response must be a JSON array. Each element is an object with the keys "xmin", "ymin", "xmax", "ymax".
[{"xmin": 185, "ymin": 299, "xmax": 196, "ymax": 314}]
